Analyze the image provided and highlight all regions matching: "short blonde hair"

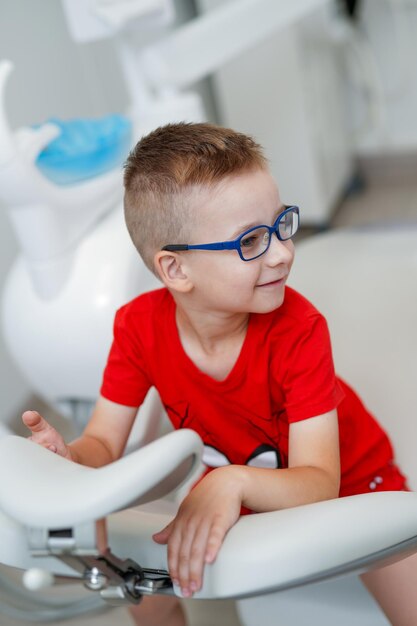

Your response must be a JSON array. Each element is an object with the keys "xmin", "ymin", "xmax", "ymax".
[{"xmin": 123, "ymin": 122, "xmax": 267, "ymax": 271}]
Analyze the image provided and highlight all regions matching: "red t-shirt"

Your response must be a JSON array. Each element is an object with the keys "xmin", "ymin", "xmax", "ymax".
[{"xmin": 101, "ymin": 286, "xmax": 403, "ymax": 496}]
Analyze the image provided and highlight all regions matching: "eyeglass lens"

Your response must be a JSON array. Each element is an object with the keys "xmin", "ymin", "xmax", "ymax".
[
  {"xmin": 240, "ymin": 228, "xmax": 270, "ymax": 260},
  {"xmin": 239, "ymin": 209, "xmax": 298, "ymax": 260},
  {"xmin": 279, "ymin": 209, "xmax": 299, "ymax": 240}
]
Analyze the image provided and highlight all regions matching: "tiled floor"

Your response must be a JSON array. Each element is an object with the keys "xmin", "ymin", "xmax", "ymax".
[{"xmin": 2, "ymin": 173, "xmax": 417, "ymax": 626}]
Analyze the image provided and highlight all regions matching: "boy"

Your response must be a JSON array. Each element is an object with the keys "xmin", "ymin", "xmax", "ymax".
[{"xmin": 24, "ymin": 122, "xmax": 417, "ymax": 626}]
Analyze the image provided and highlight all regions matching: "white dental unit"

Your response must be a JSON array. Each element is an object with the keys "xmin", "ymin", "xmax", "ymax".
[{"xmin": 1, "ymin": 1, "xmax": 417, "ymax": 625}]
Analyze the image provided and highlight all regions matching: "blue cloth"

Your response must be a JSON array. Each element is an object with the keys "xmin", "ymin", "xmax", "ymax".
[{"xmin": 35, "ymin": 114, "xmax": 132, "ymax": 185}]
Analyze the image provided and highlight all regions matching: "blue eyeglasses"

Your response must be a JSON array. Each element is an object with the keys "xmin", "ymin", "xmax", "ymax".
[{"xmin": 162, "ymin": 205, "xmax": 300, "ymax": 262}]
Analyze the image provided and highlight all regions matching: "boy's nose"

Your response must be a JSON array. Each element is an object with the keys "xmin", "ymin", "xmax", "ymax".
[{"xmin": 264, "ymin": 234, "xmax": 294, "ymax": 266}]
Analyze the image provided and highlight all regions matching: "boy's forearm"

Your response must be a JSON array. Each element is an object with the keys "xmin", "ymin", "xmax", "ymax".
[
  {"xmin": 227, "ymin": 464, "xmax": 340, "ymax": 513},
  {"xmin": 68, "ymin": 434, "xmax": 115, "ymax": 468}
]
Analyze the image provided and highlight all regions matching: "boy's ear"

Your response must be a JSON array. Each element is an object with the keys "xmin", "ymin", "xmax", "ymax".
[{"xmin": 153, "ymin": 251, "xmax": 193, "ymax": 292}]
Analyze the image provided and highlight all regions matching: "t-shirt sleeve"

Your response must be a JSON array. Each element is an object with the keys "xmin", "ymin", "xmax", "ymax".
[
  {"xmin": 281, "ymin": 313, "xmax": 345, "ymax": 423},
  {"xmin": 100, "ymin": 307, "xmax": 152, "ymax": 407}
]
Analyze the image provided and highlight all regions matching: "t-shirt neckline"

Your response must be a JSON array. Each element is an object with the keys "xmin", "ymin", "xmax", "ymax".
[{"xmin": 168, "ymin": 296, "xmax": 255, "ymax": 388}]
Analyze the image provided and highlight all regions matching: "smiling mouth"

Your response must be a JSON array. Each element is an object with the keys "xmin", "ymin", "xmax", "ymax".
[{"xmin": 257, "ymin": 277, "xmax": 287, "ymax": 288}]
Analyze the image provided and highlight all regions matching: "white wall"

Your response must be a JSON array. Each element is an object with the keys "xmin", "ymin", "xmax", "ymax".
[{"xmin": 348, "ymin": 0, "xmax": 417, "ymax": 155}]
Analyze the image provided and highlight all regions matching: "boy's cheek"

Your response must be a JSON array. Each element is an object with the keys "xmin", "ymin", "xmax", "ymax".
[{"xmin": 286, "ymin": 240, "xmax": 295, "ymax": 267}]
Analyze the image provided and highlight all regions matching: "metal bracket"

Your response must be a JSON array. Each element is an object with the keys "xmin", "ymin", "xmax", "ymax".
[
  {"xmin": 25, "ymin": 523, "xmax": 172, "ymax": 605},
  {"xmin": 62, "ymin": 549, "xmax": 173, "ymax": 605}
]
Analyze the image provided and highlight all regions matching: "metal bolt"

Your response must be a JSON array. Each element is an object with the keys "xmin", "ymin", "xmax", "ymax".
[{"xmin": 84, "ymin": 567, "xmax": 108, "ymax": 591}]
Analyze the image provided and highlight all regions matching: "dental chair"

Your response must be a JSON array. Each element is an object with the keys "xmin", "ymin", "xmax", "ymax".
[
  {"xmin": 1, "ymin": 0, "xmax": 415, "ymax": 619},
  {"xmin": 0, "ymin": 226, "xmax": 417, "ymax": 626}
]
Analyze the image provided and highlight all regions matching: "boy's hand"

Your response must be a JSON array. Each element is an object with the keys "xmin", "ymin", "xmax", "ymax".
[
  {"xmin": 22, "ymin": 410, "xmax": 73, "ymax": 461},
  {"xmin": 152, "ymin": 466, "xmax": 244, "ymax": 597}
]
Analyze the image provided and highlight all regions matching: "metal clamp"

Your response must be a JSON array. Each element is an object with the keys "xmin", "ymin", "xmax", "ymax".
[{"xmin": 25, "ymin": 523, "xmax": 173, "ymax": 605}]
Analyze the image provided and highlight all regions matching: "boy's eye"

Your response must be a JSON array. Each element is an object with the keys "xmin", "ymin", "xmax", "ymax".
[
  {"xmin": 240, "ymin": 234, "xmax": 259, "ymax": 248},
  {"xmin": 240, "ymin": 229, "xmax": 269, "ymax": 249}
]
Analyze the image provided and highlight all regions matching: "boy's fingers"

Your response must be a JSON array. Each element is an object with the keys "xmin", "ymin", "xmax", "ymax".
[
  {"xmin": 186, "ymin": 523, "xmax": 211, "ymax": 593},
  {"xmin": 23, "ymin": 411, "xmax": 71, "ymax": 459},
  {"xmin": 166, "ymin": 524, "xmax": 184, "ymax": 588},
  {"xmin": 176, "ymin": 519, "xmax": 223, "ymax": 596},
  {"xmin": 152, "ymin": 520, "xmax": 174, "ymax": 544},
  {"xmin": 22, "ymin": 410, "xmax": 50, "ymax": 433},
  {"xmin": 176, "ymin": 523, "xmax": 198, "ymax": 595},
  {"xmin": 28, "ymin": 436, "xmax": 59, "ymax": 454},
  {"xmin": 175, "ymin": 520, "xmax": 211, "ymax": 595},
  {"xmin": 21, "ymin": 411, "xmax": 72, "ymax": 462},
  {"xmin": 205, "ymin": 520, "xmax": 226, "ymax": 564}
]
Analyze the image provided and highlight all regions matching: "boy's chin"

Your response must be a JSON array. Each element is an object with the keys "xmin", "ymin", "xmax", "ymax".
[{"xmin": 251, "ymin": 293, "xmax": 286, "ymax": 314}]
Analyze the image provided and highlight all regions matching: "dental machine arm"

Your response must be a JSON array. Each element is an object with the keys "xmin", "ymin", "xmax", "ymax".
[
  {"xmin": 63, "ymin": 0, "xmax": 330, "ymax": 126},
  {"xmin": 1, "ymin": 431, "xmax": 417, "ymax": 605},
  {"xmin": 139, "ymin": 0, "xmax": 329, "ymax": 92}
]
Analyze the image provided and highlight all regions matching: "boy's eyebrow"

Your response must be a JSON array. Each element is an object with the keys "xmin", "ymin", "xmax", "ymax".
[{"xmin": 229, "ymin": 205, "xmax": 285, "ymax": 239}]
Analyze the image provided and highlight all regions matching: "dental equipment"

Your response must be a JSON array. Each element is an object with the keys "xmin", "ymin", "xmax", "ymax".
[
  {"xmin": 35, "ymin": 115, "xmax": 132, "ymax": 185},
  {"xmin": 1, "ymin": 438, "xmax": 417, "ymax": 603},
  {"xmin": 2, "ymin": 0, "xmax": 417, "ymax": 624}
]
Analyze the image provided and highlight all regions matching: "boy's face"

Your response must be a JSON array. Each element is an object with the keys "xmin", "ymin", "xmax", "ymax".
[{"xmin": 181, "ymin": 168, "xmax": 295, "ymax": 315}]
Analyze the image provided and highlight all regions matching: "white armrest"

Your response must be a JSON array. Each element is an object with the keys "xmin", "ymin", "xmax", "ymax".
[
  {"xmin": 3, "ymin": 492, "xmax": 417, "ymax": 599},
  {"xmin": 198, "ymin": 492, "xmax": 417, "ymax": 598},
  {"xmin": 104, "ymin": 493, "xmax": 417, "ymax": 599},
  {"xmin": 1, "ymin": 433, "xmax": 417, "ymax": 600},
  {"xmin": 0, "ymin": 431, "xmax": 202, "ymax": 527}
]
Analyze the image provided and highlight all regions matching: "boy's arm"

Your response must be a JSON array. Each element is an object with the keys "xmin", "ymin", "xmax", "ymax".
[
  {"xmin": 69, "ymin": 396, "xmax": 139, "ymax": 466},
  {"xmin": 153, "ymin": 409, "xmax": 340, "ymax": 597},
  {"xmin": 22, "ymin": 395, "xmax": 138, "ymax": 467},
  {"xmin": 240, "ymin": 408, "xmax": 340, "ymax": 511}
]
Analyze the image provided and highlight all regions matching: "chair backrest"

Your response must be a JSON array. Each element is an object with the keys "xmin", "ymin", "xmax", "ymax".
[{"xmin": 289, "ymin": 228, "xmax": 417, "ymax": 489}]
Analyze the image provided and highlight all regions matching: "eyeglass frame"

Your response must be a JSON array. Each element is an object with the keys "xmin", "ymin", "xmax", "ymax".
[{"xmin": 161, "ymin": 205, "xmax": 300, "ymax": 262}]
